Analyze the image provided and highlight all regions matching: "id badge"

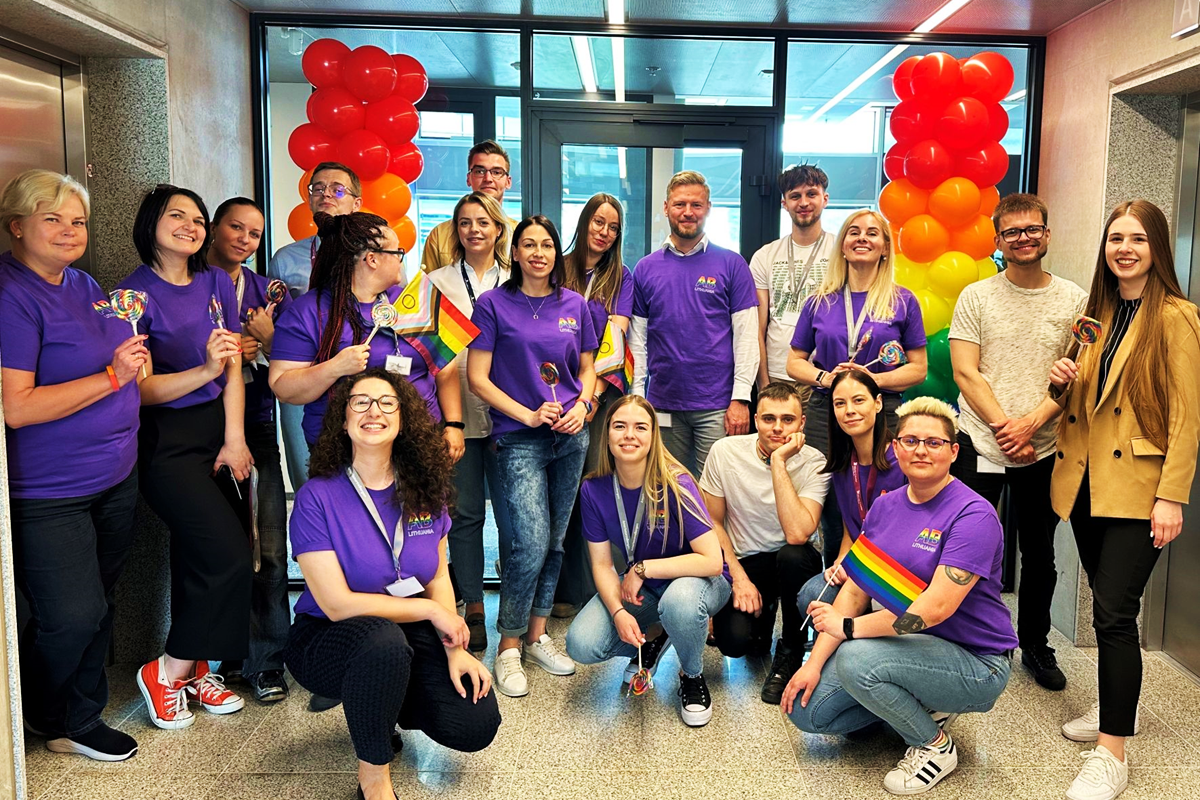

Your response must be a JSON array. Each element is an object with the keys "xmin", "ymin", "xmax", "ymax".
[
  {"xmin": 656, "ymin": 412, "xmax": 672, "ymax": 428},
  {"xmin": 779, "ymin": 309, "xmax": 802, "ymax": 327},
  {"xmin": 977, "ymin": 455, "xmax": 1006, "ymax": 475},
  {"xmin": 386, "ymin": 354, "xmax": 413, "ymax": 376},
  {"xmin": 384, "ymin": 576, "xmax": 424, "ymax": 597},
  {"xmin": 242, "ymin": 365, "xmax": 254, "ymax": 384}
]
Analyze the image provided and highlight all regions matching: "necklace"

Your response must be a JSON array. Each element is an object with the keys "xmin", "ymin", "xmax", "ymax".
[
  {"xmin": 524, "ymin": 291, "xmax": 551, "ymax": 319},
  {"xmin": 755, "ymin": 441, "xmax": 773, "ymax": 466}
]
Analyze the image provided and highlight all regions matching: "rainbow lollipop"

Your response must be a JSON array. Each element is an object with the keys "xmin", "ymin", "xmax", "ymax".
[
  {"xmin": 862, "ymin": 340, "xmax": 907, "ymax": 369},
  {"xmin": 208, "ymin": 295, "xmax": 226, "ymax": 329},
  {"xmin": 1072, "ymin": 315, "xmax": 1103, "ymax": 347},
  {"xmin": 627, "ymin": 643, "xmax": 653, "ymax": 697},
  {"xmin": 364, "ymin": 297, "xmax": 400, "ymax": 345},
  {"xmin": 539, "ymin": 361, "xmax": 560, "ymax": 405},
  {"xmin": 265, "ymin": 279, "xmax": 288, "ymax": 306},
  {"xmin": 94, "ymin": 290, "xmax": 149, "ymax": 376}
]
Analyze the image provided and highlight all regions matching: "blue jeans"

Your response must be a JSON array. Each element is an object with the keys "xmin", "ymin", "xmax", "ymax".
[
  {"xmin": 245, "ymin": 420, "xmax": 291, "ymax": 676},
  {"xmin": 566, "ymin": 576, "xmax": 731, "ymax": 677},
  {"xmin": 796, "ymin": 570, "xmax": 843, "ymax": 637},
  {"xmin": 786, "ymin": 636, "xmax": 1012, "ymax": 747},
  {"xmin": 448, "ymin": 437, "xmax": 514, "ymax": 604},
  {"xmin": 278, "ymin": 400, "xmax": 309, "ymax": 492},
  {"xmin": 658, "ymin": 407, "xmax": 726, "ymax": 478},
  {"xmin": 493, "ymin": 426, "xmax": 589, "ymax": 637}
]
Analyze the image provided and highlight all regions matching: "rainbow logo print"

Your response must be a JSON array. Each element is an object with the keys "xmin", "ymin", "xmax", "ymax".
[
  {"xmin": 694, "ymin": 275, "xmax": 718, "ymax": 294},
  {"xmin": 406, "ymin": 511, "xmax": 437, "ymax": 535},
  {"xmin": 914, "ymin": 527, "xmax": 943, "ymax": 552},
  {"xmin": 651, "ymin": 507, "xmax": 667, "ymax": 530},
  {"xmin": 840, "ymin": 534, "xmax": 928, "ymax": 616},
  {"xmin": 558, "ymin": 316, "xmax": 579, "ymax": 334}
]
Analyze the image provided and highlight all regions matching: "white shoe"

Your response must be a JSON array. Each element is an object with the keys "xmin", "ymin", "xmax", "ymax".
[
  {"xmin": 1062, "ymin": 704, "xmax": 1140, "ymax": 742},
  {"xmin": 1066, "ymin": 745, "xmax": 1128, "ymax": 800},
  {"xmin": 494, "ymin": 648, "xmax": 529, "ymax": 697},
  {"xmin": 929, "ymin": 710, "xmax": 959, "ymax": 731},
  {"xmin": 883, "ymin": 738, "xmax": 958, "ymax": 795},
  {"xmin": 523, "ymin": 634, "xmax": 576, "ymax": 676}
]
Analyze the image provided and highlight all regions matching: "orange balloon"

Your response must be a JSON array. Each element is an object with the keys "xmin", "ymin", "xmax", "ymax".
[
  {"xmin": 979, "ymin": 185, "xmax": 1000, "ymax": 217},
  {"xmin": 298, "ymin": 168, "xmax": 315, "ymax": 202},
  {"xmin": 898, "ymin": 214, "xmax": 950, "ymax": 264},
  {"xmin": 393, "ymin": 216, "xmax": 417, "ymax": 254},
  {"xmin": 949, "ymin": 214, "xmax": 997, "ymax": 260},
  {"xmin": 928, "ymin": 177, "xmax": 982, "ymax": 228},
  {"xmin": 361, "ymin": 174, "xmax": 412, "ymax": 224},
  {"xmin": 879, "ymin": 179, "xmax": 929, "ymax": 227},
  {"xmin": 287, "ymin": 202, "xmax": 317, "ymax": 241}
]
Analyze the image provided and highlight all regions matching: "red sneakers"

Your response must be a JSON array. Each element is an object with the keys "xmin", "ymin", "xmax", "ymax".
[
  {"xmin": 188, "ymin": 661, "xmax": 245, "ymax": 715},
  {"xmin": 137, "ymin": 657, "xmax": 195, "ymax": 730}
]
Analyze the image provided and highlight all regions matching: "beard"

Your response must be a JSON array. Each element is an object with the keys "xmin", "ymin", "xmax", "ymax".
[
  {"xmin": 791, "ymin": 208, "xmax": 822, "ymax": 230},
  {"xmin": 669, "ymin": 219, "xmax": 702, "ymax": 240}
]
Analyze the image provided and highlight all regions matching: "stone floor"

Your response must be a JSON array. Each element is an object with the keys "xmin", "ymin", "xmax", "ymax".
[{"xmin": 22, "ymin": 593, "xmax": 1200, "ymax": 800}]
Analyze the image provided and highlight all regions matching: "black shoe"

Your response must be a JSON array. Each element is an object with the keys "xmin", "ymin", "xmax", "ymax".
[
  {"xmin": 677, "ymin": 673, "xmax": 713, "ymax": 727},
  {"xmin": 46, "ymin": 722, "xmax": 137, "ymax": 762},
  {"xmin": 624, "ymin": 629, "xmax": 671, "ymax": 685},
  {"xmin": 1022, "ymin": 646, "xmax": 1067, "ymax": 691},
  {"xmin": 391, "ymin": 724, "xmax": 404, "ymax": 754},
  {"xmin": 216, "ymin": 660, "xmax": 244, "ymax": 684},
  {"xmin": 761, "ymin": 647, "xmax": 802, "ymax": 705},
  {"xmin": 746, "ymin": 635, "xmax": 773, "ymax": 657},
  {"xmin": 308, "ymin": 693, "xmax": 342, "ymax": 712},
  {"xmin": 249, "ymin": 670, "xmax": 289, "ymax": 703},
  {"xmin": 466, "ymin": 613, "xmax": 487, "ymax": 653},
  {"xmin": 357, "ymin": 785, "xmax": 366, "ymax": 800}
]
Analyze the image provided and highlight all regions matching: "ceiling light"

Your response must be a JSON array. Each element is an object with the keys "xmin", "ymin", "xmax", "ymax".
[
  {"xmin": 572, "ymin": 36, "xmax": 598, "ymax": 93},
  {"xmin": 608, "ymin": 0, "xmax": 625, "ymax": 24},
  {"xmin": 913, "ymin": 0, "xmax": 974, "ymax": 33},
  {"xmin": 609, "ymin": 0, "xmax": 625, "ymax": 102}
]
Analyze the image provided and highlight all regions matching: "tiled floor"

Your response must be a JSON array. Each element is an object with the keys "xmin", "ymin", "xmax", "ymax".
[{"xmin": 23, "ymin": 593, "xmax": 1200, "ymax": 800}]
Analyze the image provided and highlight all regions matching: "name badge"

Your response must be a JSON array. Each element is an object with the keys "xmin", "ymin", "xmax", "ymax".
[
  {"xmin": 384, "ymin": 576, "xmax": 424, "ymax": 597},
  {"xmin": 242, "ymin": 365, "xmax": 254, "ymax": 384},
  {"xmin": 977, "ymin": 455, "xmax": 1006, "ymax": 475},
  {"xmin": 656, "ymin": 412, "xmax": 672, "ymax": 428},
  {"xmin": 386, "ymin": 354, "xmax": 413, "ymax": 376},
  {"xmin": 779, "ymin": 310, "xmax": 802, "ymax": 327}
]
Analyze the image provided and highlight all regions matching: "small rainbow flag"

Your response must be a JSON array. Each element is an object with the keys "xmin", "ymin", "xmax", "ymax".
[
  {"xmin": 840, "ymin": 534, "xmax": 928, "ymax": 617},
  {"xmin": 595, "ymin": 320, "xmax": 634, "ymax": 394},
  {"xmin": 391, "ymin": 272, "xmax": 480, "ymax": 376}
]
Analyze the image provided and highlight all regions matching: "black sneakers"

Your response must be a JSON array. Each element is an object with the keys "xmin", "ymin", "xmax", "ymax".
[
  {"xmin": 1022, "ymin": 646, "xmax": 1067, "ymax": 691},
  {"xmin": 46, "ymin": 722, "xmax": 137, "ymax": 762},
  {"xmin": 678, "ymin": 673, "xmax": 713, "ymax": 727},
  {"xmin": 250, "ymin": 670, "xmax": 289, "ymax": 703},
  {"xmin": 466, "ymin": 613, "xmax": 487, "ymax": 654},
  {"xmin": 761, "ymin": 646, "xmax": 802, "ymax": 705},
  {"xmin": 624, "ymin": 629, "xmax": 671, "ymax": 685}
]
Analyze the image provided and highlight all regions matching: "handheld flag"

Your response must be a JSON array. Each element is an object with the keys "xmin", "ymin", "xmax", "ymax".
[
  {"xmin": 391, "ymin": 271, "xmax": 480, "ymax": 376},
  {"xmin": 595, "ymin": 320, "xmax": 634, "ymax": 394},
  {"xmin": 840, "ymin": 534, "xmax": 927, "ymax": 616}
]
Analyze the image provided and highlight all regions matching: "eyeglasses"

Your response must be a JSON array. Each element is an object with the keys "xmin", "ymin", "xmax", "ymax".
[
  {"xmin": 896, "ymin": 436, "xmax": 951, "ymax": 451},
  {"xmin": 589, "ymin": 216, "xmax": 621, "ymax": 236},
  {"xmin": 469, "ymin": 166, "xmax": 509, "ymax": 179},
  {"xmin": 348, "ymin": 394, "xmax": 400, "ymax": 413},
  {"xmin": 308, "ymin": 182, "xmax": 359, "ymax": 199},
  {"xmin": 370, "ymin": 248, "xmax": 406, "ymax": 259},
  {"xmin": 999, "ymin": 225, "xmax": 1046, "ymax": 242}
]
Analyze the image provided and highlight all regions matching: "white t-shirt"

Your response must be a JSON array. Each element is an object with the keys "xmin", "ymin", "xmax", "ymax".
[
  {"xmin": 949, "ymin": 272, "xmax": 1088, "ymax": 467},
  {"xmin": 698, "ymin": 433, "xmax": 830, "ymax": 557},
  {"xmin": 750, "ymin": 233, "xmax": 836, "ymax": 380}
]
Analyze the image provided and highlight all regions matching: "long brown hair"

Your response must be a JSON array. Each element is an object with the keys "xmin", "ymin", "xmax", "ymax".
[
  {"xmin": 563, "ymin": 193, "xmax": 625, "ymax": 314},
  {"xmin": 1075, "ymin": 200, "xmax": 1187, "ymax": 449},
  {"xmin": 309, "ymin": 210, "xmax": 391, "ymax": 365}
]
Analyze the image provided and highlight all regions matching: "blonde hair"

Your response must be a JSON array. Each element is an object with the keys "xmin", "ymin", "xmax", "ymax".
[
  {"xmin": 589, "ymin": 395, "xmax": 710, "ymax": 554},
  {"xmin": 896, "ymin": 396, "xmax": 959, "ymax": 440},
  {"xmin": 0, "ymin": 169, "xmax": 90, "ymax": 233},
  {"xmin": 808, "ymin": 209, "xmax": 899, "ymax": 322},
  {"xmin": 450, "ymin": 191, "xmax": 510, "ymax": 269},
  {"xmin": 665, "ymin": 170, "xmax": 710, "ymax": 202}
]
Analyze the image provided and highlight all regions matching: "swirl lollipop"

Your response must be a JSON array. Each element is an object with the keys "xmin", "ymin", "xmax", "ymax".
[
  {"xmin": 627, "ymin": 643, "xmax": 653, "ymax": 697},
  {"xmin": 1072, "ymin": 315, "xmax": 1103, "ymax": 348},
  {"xmin": 265, "ymin": 279, "xmax": 288, "ymax": 306},
  {"xmin": 863, "ymin": 340, "xmax": 907, "ymax": 368},
  {"xmin": 539, "ymin": 361, "xmax": 560, "ymax": 405},
  {"xmin": 94, "ymin": 290, "xmax": 150, "ymax": 377},
  {"xmin": 365, "ymin": 297, "xmax": 400, "ymax": 345},
  {"xmin": 208, "ymin": 294, "xmax": 226, "ymax": 329}
]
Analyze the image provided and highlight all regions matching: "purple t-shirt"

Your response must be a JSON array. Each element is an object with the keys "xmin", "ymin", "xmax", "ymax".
[
  {"xmin": 830, "ymin": 443, "xmax": 908, "ymax": 540},
  {"xmin": 631, "ymin": 244, "xmax": 757, "ymax": 411},
  {"xmin": 235, "ymin": 269, "xmax": 294, "ymax": 425},
  {"xmin": 272, "ymin": 283, "xmax": 440, "ymax": 444},
  {"xmin": 585, "ymin": 265, "xmax": 634, "ymax": 345},
  {"xmin": 0, "ymin": 253, "xmax": 141, "ymax": 499},
  {"xmin": 860, "ymin": 478, "xmax": 1018, "ymax": 656},
  {"xmin": 289, "ymin": 472, "xmax": 451, "ymax": 619},
  {"xmin": 469, "ymin": 286, "xmax": 598, "ymax": 439},
  {"xmin": 579, "ymin": 472, "xmax": 730, "ymax": 589},
  {"xmin": 790, "ymin": 287, "xmax": 926, "ymax": 395},
  {"xmin": 117, "ymin": 264, "xmax": 242, "ymax": 409}
]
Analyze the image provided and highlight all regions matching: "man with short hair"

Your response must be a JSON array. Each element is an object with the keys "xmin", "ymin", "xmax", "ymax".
[
  {"xmin": 700, "ymin": 382, "xmax": 827, "ymax": 704},
  {"xmin": 269, "ymin": 161, "xmax": 363, "ymax": 299},
  {"xmin": 629, "ymin": 170, "xmax": 759, "ymax": 477},
  {"xmin": 751, "ymin": 163, "xmax": 836, "ymax": 391},
  {"xmin": 949, "ymin": 192, "xmax": 1087, "ymax": 692},
  {"xmin": 420, "ymin": 139, "xmax": 517, "ymax": 273}
]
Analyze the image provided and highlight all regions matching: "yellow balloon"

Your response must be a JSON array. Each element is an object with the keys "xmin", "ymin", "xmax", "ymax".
[
  {"xmin": 927, "ymin": 250, "xmax": 977, "ymax": 300},
  {"xmin": 893, "ymin": 254, "xmax": 930, "ymax": 292},
  {"xmin": 977, "ymin": 257, "xmax": 999, "ymax": 281},
  {"xmin": 915, "ymin": 289, "xmax": 953, "ymax": 337}
]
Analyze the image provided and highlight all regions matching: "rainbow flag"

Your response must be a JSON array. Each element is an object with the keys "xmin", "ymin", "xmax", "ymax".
[
  {"xmin": 840, "ymin": 534, "xmax": 928, "ymax": 617},
  {"xmin": 391, "ymin": 272, "xmax": 480, "ymax": 376},
  {"xmin": 595, "ymin": 320, "xmax": 634, "ymax": 394}
]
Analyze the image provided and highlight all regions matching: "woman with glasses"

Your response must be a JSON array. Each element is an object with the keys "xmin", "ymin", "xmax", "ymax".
[
  {"xmin": 467, "ymin": 215, "xmax": 597, "ymax": 697},
  {"xmin": 782, "ymin": 397, "xmax": 1016, "ymax": 796},
  {"xmin": 1049, "ymin": 200, "xmax": 1200, "ymax": 800},
  {"xmin": 270, "ymin": 211, "xmax": 460, "ymax": 455},
  {"xmin": 284, "ymin": 368, "xmax": 500, "ymax": 800}
]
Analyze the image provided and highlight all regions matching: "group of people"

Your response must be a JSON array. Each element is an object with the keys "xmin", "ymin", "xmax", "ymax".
[{"xmin": 1, "ymin": 137, "xmax": 1196, "ymax": 800}]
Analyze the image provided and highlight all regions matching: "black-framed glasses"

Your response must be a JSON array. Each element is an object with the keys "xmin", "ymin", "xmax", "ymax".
[
  {"xmin": 370, "ymin": 248, "xmax": 406, "ymax": 259},
  {"xmin": 999, "ymin": 225, "xmax": 1046, "ymax": 242},
  {"xmin": 308, "ymin": 182, "xmax": 359, "ymax": 199},
  {"xmin": 469, "ymin": 166, "xmax": 509, "ymax": 179},
  {"xmin": 348, "ymin": 394, "xmax": 400, "ymax": 414},
  {"xmin": 896, "ymin": 436, "xmax": 951, "ymax": 451}
]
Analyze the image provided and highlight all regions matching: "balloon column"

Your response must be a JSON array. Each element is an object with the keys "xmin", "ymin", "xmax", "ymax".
[
  {"xmin": 286, "ymin": 39, "xmax": 429, "ymax": 254},
  {"xmin": 879, "ymin": 51, "xmax": 1014, "ymax": 404}
]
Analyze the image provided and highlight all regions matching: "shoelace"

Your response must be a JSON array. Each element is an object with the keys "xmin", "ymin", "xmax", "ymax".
[
  {"xmin": 1075, "ymin": 750, "xmax": 1122, "ymax": 786},
  {"xmin": 190, "ymin": 672, "xmax": 231, "ymax": 703},
  {"xmin": 497, "ymin": 650, "xmax": 522, "ymax": 678},
  {"xmin": 895, "ymin": 745, "xmax": 937, "ymax": 778},
  {"xmin": 164, "ymin": 682, "xmax": 189, "ymax": 718},
  {"xmin": 678, "ymin": 676, "xmax": 710, "ymax": 708},
  {"xmin": 536, "ymin": 637, "xmax": 566, "ymax": 661},
  {"xmin": 770, "ymin": 652, "xmax": 800, "ymax": 678}
]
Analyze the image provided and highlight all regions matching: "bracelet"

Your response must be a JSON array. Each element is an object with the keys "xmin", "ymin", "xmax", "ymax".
[
  {"xmin": 443, "ymin": 420, "xmax": 465, "ymax": 430},
  {"xmin": 610, "ymin": 606, "xmax": 628, "ymax": 620},
  {"xmin": 814, "ymin": 370, "xmax": 827, "ymax": 387},
  {"xmin": 105, "ymin": 365, "xmax": 121, "ymax": 392}
]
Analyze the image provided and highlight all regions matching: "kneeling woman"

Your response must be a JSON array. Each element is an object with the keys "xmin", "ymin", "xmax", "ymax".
[
  {"xmin": 565, "ymin": 395, "xmax": 731, "ymax": 727},
  {"xmin": 782, "ymin": 398, "xmax": 1016, "ymax": 796},
  {"xmin": 284, "ymin": 368, "xmax": 500, "ymax": 800}
]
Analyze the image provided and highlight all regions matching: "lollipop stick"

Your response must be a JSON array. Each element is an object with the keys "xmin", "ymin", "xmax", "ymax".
[
  {"xmin": 550, "ymin": 385, "xmax": 558, "ymax": 406},
  {"xmin": 798, "ymin": 573, "xmax": 839, "ymax": 634},
  {"xmin": 132, "ymin": 320, "xmax": 148, "ymax": 379},
  {"xmin": 364, "ymin": 325, "xmax": 381, "ymax": 346}
]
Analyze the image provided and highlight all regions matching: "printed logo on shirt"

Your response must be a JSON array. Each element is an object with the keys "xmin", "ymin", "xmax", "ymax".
[
  {"xmin": 694, "ymin": 276, "xmax": 718, "ymax": 294},
  {"xmin": 651, "ymin": 506, "xmax": 667, "ymax": 531},
  {"xmin": 558, "ymin": 316, "xmax": 579, "ymax": 334},
  {"xmin": 406, "ymin": 511, "xmax": 437, "ymax": 535},
  {"xmin": 913, "ymin": 527, "xmax": 943, "ymax": 552}
]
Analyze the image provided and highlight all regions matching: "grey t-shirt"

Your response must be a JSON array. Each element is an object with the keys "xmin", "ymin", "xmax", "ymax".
[
  {"xmin": 750, "ymin": 234, "xmax": 836, "ymax": 381},
  {"xmin": 949, "ymin": 272, "xmax": 1088, "ymax": 467}
]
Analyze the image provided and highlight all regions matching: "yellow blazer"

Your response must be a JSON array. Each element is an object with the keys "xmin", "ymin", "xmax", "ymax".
[{"xmin": 1051, "ymin": 298, "xmax": 1200, "ymax": 521}]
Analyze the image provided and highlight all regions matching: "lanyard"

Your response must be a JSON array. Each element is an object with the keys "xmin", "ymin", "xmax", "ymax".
[
  {"xmin": 843, "ymin": 284, "xmax": 871, "ymax": 361},
  {"xmin": 850, "ymin": 452, "xmax": 878, "ymax": 522},
  {"xmin": 583, "ymin": 270, "xmax": 597, "ymax": 302},
  {"xmin": 346, "ymin": 467, "xmax": 404, "ymax": 578},
  {"xmin": 364, "ymin": 292, "xmax": 403, "ymax": 356},
  {"xmin": 234, "ymin": 271, "xmax": 248, "ymax": 320},
  {"xmin": 459, "ymin": 259, "xmax": 498, "ymax": 309},
  {"xmin": 613, "ymin": 474, "xmax": 647, "ymax": 562},
  {"xmin": 786, "ymin": 233, "xmax": 825, "ymax": 302}
]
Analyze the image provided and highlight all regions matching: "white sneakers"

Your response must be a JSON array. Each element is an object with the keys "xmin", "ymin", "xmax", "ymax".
[
  {"xmin": 883, "ymin": 738, "xmax": 958, "ymax": 795},
  {"xmin": 1062, "ymin": 703, "xmax": 1140, "ymax": 742},
  {"xmin": 1066, "ymin": 745, "xmax": 1128, "ymax": 800},
  {"xmin": 494, "ymin": 635, "xmax": 576, "ymax": 698},
  {"xmin": 493, "ymin": 648, "xmax": 528, "ymax": 697},
  {"xmin": 523, "ymin": 634, "xmax": 576, "ymax": 676}
]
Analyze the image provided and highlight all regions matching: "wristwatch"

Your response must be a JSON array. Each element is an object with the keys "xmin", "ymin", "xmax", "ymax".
[
  {"xmin": 843, "ymin": 617, "xmax": 856, "ymax": 640},
  {"xmin": 633, "ymin": 560, "xmax": 647, "ymax": 579},
  {"xmin": 581, "ymin": 398, "xmax": 594, "ymax": 415},
  {"xmin": 815, "ymin": 370, "xmax": 827, "ymax": 387},
  {"xmin": 443, "ymin": 420, "xmax": 465, "ymax": 430}
]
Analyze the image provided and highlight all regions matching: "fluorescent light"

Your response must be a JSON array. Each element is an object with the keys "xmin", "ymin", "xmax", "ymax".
[
  {"xmin": 571, "ymin": 36, "xmax": 598, "ymax": 93},
  {"xmin": 807, "ymin": 44, "xmax": 908, "ymax": 122},
  {"xmin": 618, "ymin": 146, "xmax": 627, "ymax": 181},
  {"xmin": 913, "ymin": 0, "xmax": 974, "ymax": 33},
  {"xmin": 608, "ymin": 0, "xmax": 624, "ymax": 24},
  {"xmin": 613, "ymin": 36, "xmax": 626, "ymax": 103},
  {"xmin": 1004, "ymin": 89, "xmax": 1026, "ymax": 102}
]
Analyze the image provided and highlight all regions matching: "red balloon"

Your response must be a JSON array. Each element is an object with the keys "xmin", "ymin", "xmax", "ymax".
[
  {"xmin": 892, "ymin": 55, "xmax": 922, "ymax": 101},
  {"xmin": 337, "ymin": 129, "xmax": 391, "ymax": 180},
  {"xmin": 957, "ymin": 141, "xmax": 1010, "ymax": 189},
  {"xmin": 392, "ymin": 54, "xmax": 429, "ymax": 104},
  {"xmin": 939, "ymin": 97, "xmax": 990, "ymax": 150},
  {"xmin": 302, "ymin": 38, "xmax": 350, "ymax": 89},
  {"xmin": 884, "ymin": 142, "xmax": 910, "ymax": 183},
  {"xmin": 904, "ymin": 139, "xmax": 954, "ymax": 190},
  {"xmin": 910, "ymin": 53, "xmax": 961, "ymax": 102},
  {"xmin": 388, "ymin": 142, "xmax": 424, "ymax": 184},
  {"xmin": 365, "ymin": 95, "xmax": 419, "ymax": 148},
  {"xmin": 984, "ymin": 103, "xmax": 1009, "ymax": 143},
  {"xmin": 306, "ymin": 86, "xmax": 366, "ymax": 137},
  {"xmin": 890, "ymin": 98, "xmax": 937, "ymax": 144},
  {"xmin": 288, "ymin": 123, "xmax": 338, "ymax": 171},
  {"xmin": 342, "ymin": 45, "xmax": 398, "ymax": 102},
  {"xmin": 960, "ymin": 52, "xmax": 1015, "ymax": 104}
]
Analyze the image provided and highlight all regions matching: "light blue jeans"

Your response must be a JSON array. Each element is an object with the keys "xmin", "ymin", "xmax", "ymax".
[
  {"xmin": 658, "ymin": 408, "xmax": 726, "ymax": 478},
  {"xmin": 493, "ymin": 426, "xmax": 589, "ymax": 637},
  {"xmin": 786, "ymin": 635, "xmax": 1012, "ymax": 746},
  {"xmin": 447, "ymin": 437, "xmax": 513, "ymax": 604},
  {"xmin": 278, "ymin": 401, "xmax": 310, "ymax": 492},
  {"xmin": 566, "ymin": 576, "xmax": 731, "ymax": 677}
]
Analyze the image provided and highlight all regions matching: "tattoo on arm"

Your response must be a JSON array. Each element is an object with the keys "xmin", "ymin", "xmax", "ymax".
[
  {"xmin": 944, "ymin": 566, "xmax": 976, "ymax": 586},
  {"xmin": 893, "ymin": 612, "xmax": 927, "ymax": 635}
]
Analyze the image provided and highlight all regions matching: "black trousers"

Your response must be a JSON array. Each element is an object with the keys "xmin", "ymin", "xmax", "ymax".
[
  {"xmin": 138, "ymin": 399, "xmax": 252, "ymax": 661},
  {"xmin": 711, "ymin": 544, "xmax": 823, "ymax": 656},
  {"xmin": 284, "ymin": 614, "xmax": 502, "ymax": 765},
  {"xmin": 951, "ymin": 431, "xmax": 1059, "ymax": 651},
  {"xmin": 11, "ymin": 469, "xmax": 139, "ymax": 737},
  {"xmin": 1070, "ymin": 472, "xmax": 1161, "ymax": 737}
]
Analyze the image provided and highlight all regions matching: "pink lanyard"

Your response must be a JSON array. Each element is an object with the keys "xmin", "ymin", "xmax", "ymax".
[{"xmin": 850, "ymin": 452, "xmax": 878, "ymax": 521}]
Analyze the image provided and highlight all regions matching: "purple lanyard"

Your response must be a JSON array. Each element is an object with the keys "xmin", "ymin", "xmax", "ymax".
[{"xmin": 850, "ymin": 452, "xmax": 878, "ymax": 522}]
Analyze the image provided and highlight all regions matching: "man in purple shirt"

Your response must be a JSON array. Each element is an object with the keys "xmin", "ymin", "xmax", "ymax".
[{"xmin": 629, "ymin": 171, "xmax": 760, "ymax": 477}]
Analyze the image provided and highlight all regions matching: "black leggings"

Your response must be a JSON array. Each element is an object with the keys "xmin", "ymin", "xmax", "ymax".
[
  {"xmin": 284, "ymin": 614, "xmax": 502, "ymax": 765},
  {"xmin": 711, "ymin": 544, "xmax": 823, "ymax": 656}
]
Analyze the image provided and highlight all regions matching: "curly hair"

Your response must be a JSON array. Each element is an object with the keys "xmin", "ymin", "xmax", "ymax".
[{"xmin": 308, "ymin": 368, "xmax": 454, "ymax": 515}]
